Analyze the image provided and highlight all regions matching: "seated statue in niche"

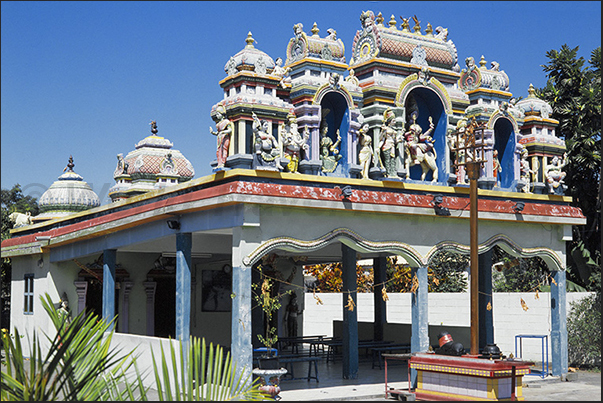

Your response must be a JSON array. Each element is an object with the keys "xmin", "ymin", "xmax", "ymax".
[
  {"xmin": 319, "ymin": 121, "xmax": 342, "ymax": 173},
  {"xmin": 546, "ymin": 154, "xmax": 567, "ymax": 194},
  {"xmin": 403, "ymin": 110, "xmax": 438, "ymax": 182},
  {"xmin": 357, "ymin": 122, "xmax": 374, "ymax": 179},
  {"xmin": 273, "ymin": 57, "xmax": 292, "ymax": 88},
  {"xmin": 377, "ymin": 108, "xmax": 402, "ymax": 178},
  {"xmin": 252, "ymin": 111, "xmax": 281, "ymax": 169},
  {"xmin": 209, "ymin": 104, "xmax": 233, "ymax": 168},
  {"xmin": 281, "ymin": 112, "xmax": 309, "ymax": 173}
]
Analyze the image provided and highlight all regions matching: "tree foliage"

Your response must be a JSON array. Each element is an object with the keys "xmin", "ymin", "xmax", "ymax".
[
  {"xmin": 303, "ymin": 253, "xmax": 468, "ymax": 293},
  {"xmin": 567, "ymin": 293, "xmax": 601, "ymax": 368},
  {"xmin": 1, "ymin": 184, "xmax": 40, "ymax": 330},
  {"xmin": 538, "ymin": 45, "xmax": 601, "ymax": 292}
]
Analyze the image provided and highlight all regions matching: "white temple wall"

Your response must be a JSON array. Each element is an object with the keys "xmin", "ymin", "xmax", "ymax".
[{"xmin": 303, "ymin": 292, "xmax": 594, "ymax": 363}]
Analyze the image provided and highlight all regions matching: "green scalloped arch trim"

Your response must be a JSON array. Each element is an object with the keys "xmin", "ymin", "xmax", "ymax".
[
  {"xmin": 425, "ymin": 233, "xmax": 564, "ymax": 271},
  {"xmin": 242, "ymin": 227, "xmax": 424, "ymax": 267}
]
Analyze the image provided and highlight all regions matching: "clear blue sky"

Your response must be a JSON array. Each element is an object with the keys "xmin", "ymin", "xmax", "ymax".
[{"xmin": 2, "ymin": 1, "xmax": 601, "ymax": 205}]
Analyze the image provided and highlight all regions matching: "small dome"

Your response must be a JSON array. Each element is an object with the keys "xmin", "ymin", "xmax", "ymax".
[
  {"xmin": 37, "ymin": 156, "xmax": 100, "ymax": 220},
  {"xmin": 224, "ymin": 32, "xmax": 276, "ymax": 76},
  {"xmin": 515, "ymin": 84, "xmax": 553, "ymax": 119},
  {"xmin": 109, "ymin": 121, "xmax": 194, "ymax": 201}
]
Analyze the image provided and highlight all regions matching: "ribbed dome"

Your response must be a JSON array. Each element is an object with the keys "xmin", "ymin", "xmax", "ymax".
[
  {"xmin": 109, "ymin": 121, "xmax": 194, "ymax": 202},
  {"xmin": 224, "ymin": 32, "xmax": 276, "ymax": 76},
  {"xmin": 37, "ymin": 156, "xmax": 100, "ymax": 219},
  {"xmin": 515, "ymin": 83, "xmax": 553, "ymax": 119},
  {"xmin": 116, "ymin": 121, "xmax": 195, "ymax": 181}
]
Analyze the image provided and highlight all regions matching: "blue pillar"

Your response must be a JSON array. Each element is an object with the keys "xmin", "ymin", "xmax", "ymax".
[
  {"xmin": 550, "ymin": 269, "xmax": 568, "ymax": 376},
  {"xmin": 373, "ymin": 256, "xmax": 387, "ymax": 341},
  {"xmin": 102, "ymin": 249, "xmax": 116, "ymax": 326},
  {"xmin": 231, "ymin": 226, "xmax": 257, "ymax": 385},
  {"xmin": 411, "ymin": 265, "xmax": 429, "ymax": 388},
  {"xmin": 175, "ymin": 232, "xmax": 192, "ymax": 342},
  {"xmin": 478, "ymin": 250, "xmax": 494, "ymax": 349},
  {"xmin": 342, "ymin": 244, "xmax": 358, "ymax": 379}
]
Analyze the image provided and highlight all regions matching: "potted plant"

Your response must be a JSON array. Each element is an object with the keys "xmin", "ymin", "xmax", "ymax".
[{"xmin": 252, "ymin": 262, "xmax": 293, "ymax": 370}]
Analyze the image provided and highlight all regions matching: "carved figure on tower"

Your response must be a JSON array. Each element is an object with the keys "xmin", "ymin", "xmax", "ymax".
[
  {"xmin": 403, "ymin": 110, "xmax": 438, "ymax": 182},
  {"xmin": 281, "ymin": 112, "xmax": 309, "ymax": 173},
  {"xmin": 546, "ymin": 154, "xmax": 567, "ymax": 195},
  {"xmin": 378, "ymin": 108, "xmax": 402, "ymax": 178},
  {"xmin": 209, "ymin": 104, "xmax": 233, "ymax": 168},
  {"xmin": 319, "ymin": 119, "xmax": 342, "ymax": 173},
  {"xmin": 252, "ymin": 111, "xmax": 281, "ymax": 169},
  {"xmin": 358, "ymin": 122, "xmax": 374, "ymax": 179}
]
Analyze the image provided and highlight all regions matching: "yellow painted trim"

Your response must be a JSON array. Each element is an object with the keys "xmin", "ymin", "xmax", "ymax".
[
  {"xmin": 523, "ymin": 116, "xmax": 559, "ymax": 125},
  {"xmin": 353, "ymin": 58, "xmax": 461, "ymax": 79},
  {"xmin": 466, "ymin": 88, "xmax": 512, "ymax": 97},
  {"xmin": 286, "ymin": 58, "xmax": 348, "ymax": 70}
]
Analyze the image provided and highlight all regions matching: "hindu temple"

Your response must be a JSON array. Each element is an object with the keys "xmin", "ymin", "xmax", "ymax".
[{"xmin": 2, "ymin": 9, "xmax": 584, "ymax": 401}]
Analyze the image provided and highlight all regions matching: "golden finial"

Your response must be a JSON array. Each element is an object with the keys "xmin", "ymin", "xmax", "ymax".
[
  {"xmin": 376, "ymin": 12, "xmax": 384, "ymax": 26},
  {"xmin": 400, "ymin": 16, "xmax": 410, "ymax": 32},
  {"xmin": 412, "ymin": 15, "xmax": 421, "ymax": 34},
  {"xmin": 245, "ymin": 31, "xmax": 255, "ymax": 48},
  {"xmin": 388, "ymin": 14, "xmax": 397, "ymax": 28},
  {"xmin": 311, "ymin": 22, "xmax": 319, "ymax": 36},
  {"xmin": 479, "ymin": 55, "xmax": 487, "ymax": 69},
  {"xmin": 425, "ymin": 23, "xmax": 433, "ymax": 36},
  {"xmin": 527, "ymin": 83, "xmax": 536, "ymax": 98}
]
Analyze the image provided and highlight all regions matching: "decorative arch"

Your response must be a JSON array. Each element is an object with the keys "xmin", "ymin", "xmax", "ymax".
[
  {"xmin": 425, "ymin": 233, "xmax": 565, "ymax": 271},
  {"xmin": 242, "ymin": 227, "xmax": 424, "ymax": 268},
  {"xmin": 396, "ymin": 74, "xmax": 453, "ymax": 115},
  {"xmin": 313, "ymin": 82, "xmax": 355, "ymax": 109},
  {"xmin": 488, "ymin": 111, "xmax": 519, "ymax": 133}
]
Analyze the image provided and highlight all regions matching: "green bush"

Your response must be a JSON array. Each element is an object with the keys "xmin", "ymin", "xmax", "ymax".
[{"xmin": 567, "ymin": 293, "xmax": 601, "ymax": 368}]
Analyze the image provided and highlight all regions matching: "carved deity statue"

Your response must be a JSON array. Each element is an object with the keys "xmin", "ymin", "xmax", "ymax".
[
  {"xmin": 378, "ymin": 108, "xmax": 402, "ymax": 178},
  {"xmin": 209, "ymin": 105, "xmax": 233, "ymax": 168},
  {"xmin": 319, "ymin": 121, "xmax": 342, "ymax": 173},
  {"xmin": 403, "ymin": 110, "xmax": 438, "ymax": 182},
  {"xmin": 546, "ymin": 154, "xmax": 567, "ymax": 194},
  {"xmin": 281, "ymin": 113, "xmax": 309, "ymax": 173},
  {"xmin": 519, "ymin": 148, "xmax": 535, "ymax": 193},
  {"xmin": 357, "ymin": 122, "xmax": 374, "ymax": 179},
  {"xmin": 252, "ymin": 111, "xmax": 281, "ymax": 169}
]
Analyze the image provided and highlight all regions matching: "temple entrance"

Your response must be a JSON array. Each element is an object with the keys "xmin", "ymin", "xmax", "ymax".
[{"xmin": 154, "ymin": 277, "xmax": 176, "ymax": 338}]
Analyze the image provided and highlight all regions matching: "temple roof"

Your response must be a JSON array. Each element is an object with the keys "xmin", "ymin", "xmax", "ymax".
[
  {"xmin": 285, "ymin": 22, "xmax": 346, "ymax": 65},
  {"xmin": 349, "ymin": 11, "xmax": 460, "ymax": 71},
  {"xmin": 224, "ymin": 32, "xmax": 276, "ymax": 77},
  {"xmin": 36, "ymin": 156, "xmax": 100, "ymax": 220}
]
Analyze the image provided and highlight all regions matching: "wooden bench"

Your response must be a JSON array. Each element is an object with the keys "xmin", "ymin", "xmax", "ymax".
[
  {"xmin": 370, "ymin": 344, "xmax": 411, "ymax": 369},
  {"xmin": 279, "ymin": 355, "xmax": 322, "ymax": 382},
  {"xmin": 277, "ymin": 335, "xmax": 327, "ymax": 355}
]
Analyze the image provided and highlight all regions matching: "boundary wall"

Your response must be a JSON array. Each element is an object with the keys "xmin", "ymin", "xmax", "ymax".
[{"xmin": 303, "ymin": 292, "xmax": 593, "ymax": 364}]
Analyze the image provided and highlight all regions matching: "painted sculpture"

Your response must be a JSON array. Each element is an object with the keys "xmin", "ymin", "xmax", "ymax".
[
  {"xmin": 358, "ymin": 122, "xmax": 374, "ymax": 179},
  {"xmin": 546, "ymin": 154, "xmax": 567, "ymax": 195},
  {"xmin": 378, "ymin": 108, "xmax": 402, "ymax": 178},
  {"xmin": 404, "ymin": 110, "xmax": 438, "ymax": 182},
  {"xmin": 519, "ymin": 148, "xmax": 535, "ymax": 193},
  {"xmin": 252, "ymin": 111, "xmax": 281, "ymax": 169},
  {"xmin": 281, "ymin": 112, "xmax": 309, "ymax": 173},
  {"xmin": 319, "ymin": 121, "xmax": 342, "ymax": 173},
  {"xmin": 209, "ymin": 104, "xmax": 233, "ymax": 169}
]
